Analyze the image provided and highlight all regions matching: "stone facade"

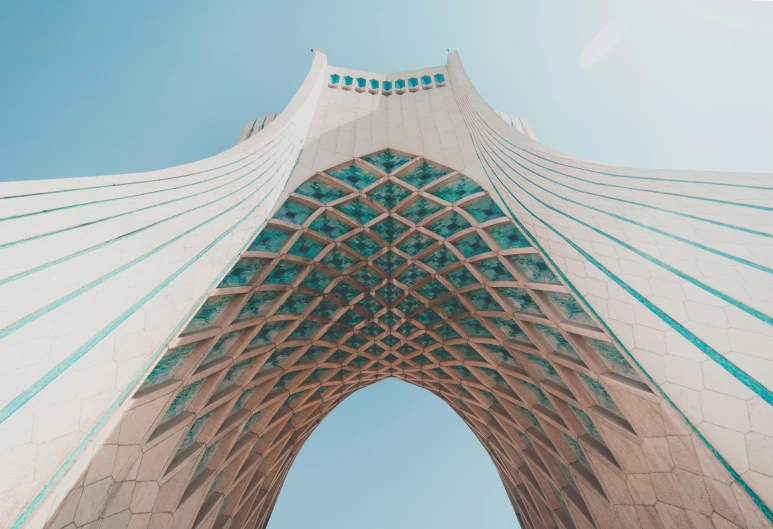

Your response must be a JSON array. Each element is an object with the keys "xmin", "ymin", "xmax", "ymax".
[{"xmin": 0, "ymin": 51, "xmax": 771, "ymax": 529}]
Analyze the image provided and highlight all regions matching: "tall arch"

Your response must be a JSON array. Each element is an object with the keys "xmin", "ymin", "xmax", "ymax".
[{"xmin": 1, "ymin": 51, "xmax": 771, "ymax": 529}]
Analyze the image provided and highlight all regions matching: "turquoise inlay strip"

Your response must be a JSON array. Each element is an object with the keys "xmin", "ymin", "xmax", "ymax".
[
  {"xmin": 451, "ymin": 80, "xmax": 773, "ymax": 521},
  {"xmin": 473, "ymin": 118, "xmax": 773, "ymax": 274},
  {"xmin": 0, "ymin": 135, "xmax": 294, "ymax": 288},
  {"xmin": 514, "ymin": 142, "xmax": 773, "ymax": 191},
  {"xmin": 458, "ymin": 93, "xmax": 773, "ymax": 407},
  {"xmin": 0, "ymin": 137, "xmax": 300, "ymax": 424},
  {"xmin": 478, "ymin": 117, "xmax": 773, "ymax": 239},
  {"xmin": 0, "ymin": 133, "xmax": 278, "ymax": 202},
  {"xmin": 0, "ymin": 132, "xmax": 292, "ymax": 251},
  {"xmin": 9, "ymin": 150, "xmax": 303, "ymax": 529}
]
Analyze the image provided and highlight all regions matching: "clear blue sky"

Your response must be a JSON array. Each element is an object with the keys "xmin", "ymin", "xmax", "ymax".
[{"xmin": 2, "ymin": 1, "xmax": 772, "ymax": 528}]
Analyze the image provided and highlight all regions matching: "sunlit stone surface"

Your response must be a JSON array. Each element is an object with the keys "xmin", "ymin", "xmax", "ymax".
[{"xmin": 1, "ymin": 51, "xmax": 772, "ymax": 529}]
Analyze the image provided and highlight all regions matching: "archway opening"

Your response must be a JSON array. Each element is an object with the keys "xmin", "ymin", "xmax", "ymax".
[{"xmin": 267, "ymin": 378, "xmax": 518, "ymax": 529}]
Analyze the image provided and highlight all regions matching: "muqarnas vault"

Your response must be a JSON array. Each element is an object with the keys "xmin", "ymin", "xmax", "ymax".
[{"xmin": 1, "ymin": 52, "xmax": 772, "ymax": 529}]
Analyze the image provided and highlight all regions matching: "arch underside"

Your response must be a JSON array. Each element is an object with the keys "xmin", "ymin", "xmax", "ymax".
[{"xmin": 92, "ymin": 149, "xmax": 707, "ymax": 529}]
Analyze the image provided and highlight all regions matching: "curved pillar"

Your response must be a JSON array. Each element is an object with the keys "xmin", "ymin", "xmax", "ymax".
[{"xmin": 0, "ymin": 51, "xmax": 771, "ymax": 529}]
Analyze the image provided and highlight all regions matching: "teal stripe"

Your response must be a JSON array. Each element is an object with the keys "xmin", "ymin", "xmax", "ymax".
[
  {"xmin": 9, "ymin": 149, "xmax": 302, "ymax": 529},
  {"xmin": 0, "ymin": 135, "xmax": 281, "ymax": 223},
  {"xmin": 452, "ymin": 81, "xmax": 773, "ymax": 521},
  {"xmin": 0, "ymin": 135, "xmax": 293, "ymax": 288},
  {"xmin": 483, "ymin": 109, "xmax": 773, "ymax": 240},
  {"xmin": 0, "ymin": 134, "xmax": 277, "ymax": 202},
  {"xmin": 472, "ymin": 116, "xmax": 773, "ymax": 275},
  {"xmin": 0, "ymin": 137, "xmax": 300, "ymax": 424},
  {"xmin": 514, "ymin": 142, "xmax": 773, "ymax": 191},
  {"xmin": 0, "ymin": 133, "xmax": 292, "ymax": 251},
  {"xmin": 459, "ymin": 94, "xmax": 773, "ymax": 406}
]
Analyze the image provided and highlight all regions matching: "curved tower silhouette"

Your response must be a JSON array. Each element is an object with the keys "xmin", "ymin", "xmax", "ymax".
[{"xmin": 1, "ymin": 52, "xmax": 772, "ymax": 529}]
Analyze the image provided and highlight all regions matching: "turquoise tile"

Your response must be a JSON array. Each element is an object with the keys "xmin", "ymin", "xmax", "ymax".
[
  {"xmin": 161, "ymin": 379, "xmax": 204, "ymax": 424},
  {"xmin": 577, "ymin": 373, "xmax": 619, "ymax": 413},
  {"xmin": 330, "ymin": 281, "xmax": 361, "ymax": 302},
  {"xmin": 397, "ymin": 231, "xmax": 437, "ymax": 256},
  {"xmin": 545, "ymin": 292, "xmax": 594, "ymax": 326},
  {"xmin": 396, "ymin": 294, "xmax": 423, "ymax": 314},
  {"xmin": 309, "ymin": 212, "xmax": 353, "ymax": 239},
  {"xmin": 277, "ymin": 292, "xmax": 314, "ymax": 314},
  {"xmin": 335, "ymin": 199, "xmax": 380, "ymax": 224},
  {"xmin": 373, "ymin": 251, "xmax": 406, "ymax": 276},
  {"xmin": 309, "ymin": 298, "xmax": 341, "ymax": 320},
  {"xmin": 370, "ymin": 217, "xmax": 408, "ymax": 243},
  {"xmin": 561, "ymin": 432, "xmax": 589, "ymax": 466},
  {"xmin": 273, "ymin": 200, "xmax": 316, "ymax": 224},
  {"xmin": 237, "ymin": 291, "xmax": 281, "ymax": 321},
  {"xmin": 416, "ymin": 279, "xmax": 448, "ymax": 300},
  {"xmin": 474, "ymin": 258, "xmax": 515, "ymax": 282},
  {"xmin": 295, "ymin": 177, "xmax": 347, "ymax": 203},
  {"xmin": 214, "ymin": 357, "xmax": 254, "ymax": 394},
  {"xmin": 379, "ymin": 311, "xmax": 401, "ymax": 329},
  {"xmin": 586, "ymin": 337, "xmax": 640, "ymax": 380},
  {"xmin": 486, "ymin": 223, "xmax": 530, "ymax": 249},
  {"xmin": 288, "ymin": 236, "xmax": 327, "ymax": 260},
  {"xmin": 368, "ymin": 181, "xmax": 411, "ymax": 210},
  {"xmin": 519, "ymin": 379, "xmax": 554, "ymax": 409},
  {"xmin": 248, "ymin": 226, "xmax": 291, "ymax": 253},
  {"xmin": 465, "ymin": 288, "xmax": 502, "ymax": 311},
  {"xmin": 218, "ymin": 259, "xmax": 265, "ymax": 288},
  {"xmin": 430, "ymin": 175, "xmax": 483, "ymax": 202},
  {"xmin": 398, "ymin": 196, "xmax": 443, "ymax": 224},
  {"xmin": 533, "ymin": 324, "xmax": 579, "ymax": 359},
  {"xmin": 510, "ymin": 254, "xmax": 559, "ymax": 284},
  {"xmin": 202, "ymin": 330, "xmax": 243, "ymax": 365},
  {"xmin": 415, "ymin": 308, "xmax": 441, "ymax": 326},
  {"xmin": 264, "ymin": 261, "xmax": 305, "ymax": 284},
  {"xmin": 263, "ymin": 346, "xmax": 297, "ymax": 370},
  {"xmin": 344, "ymin": 232, "xmax": 382, "ymax": 257},
  {"xmin": 185, "ymin": 296, "xmax": 234, "ymax": 333},
  {"xmin": 438, "ymin": 296, "xmax": 467, "ymax": 316},
  {"xmin": 427, "ymin": 212, "xmax": 471, "ymax": 238},
  {"xmin": 497, "ymin": 287, "xmax": 542, "ymax": 315},
  {"xmin": 300, "ymin": 269, "xmax": 333, "ymax": 291},
  {"xmin": 421, "ymin": 246, "xmax": 459, "ymax": 270},
  {"xmin": 362, "ymin": 150, "xmax": 413, "ymax": 174},
  {"xmin": 320, "ymin": 247, "xmax": 358, "ymax": 270},
  {"xmin": 249, "ymin": 320, "xmax": 288, "ymax": 347},
  {"xmin": 287, "ymin": 320, "xmax": 321, "ymax": 340},
  {"xmin": 376, "ymin": 283, "xmax": 402, "ymax": 304},
  {"xmin": 461, "ymin": 197, "xmax": 505, "ymax": 223},
  {"xmin": 489, "ymin": 317, "xmax": 531, "ymax": 344},
  {"xmin": 328, "ymin": 163, "xmax": 381, "ymax": 190},
  {"xmin": 444, "ymin": 266, "xmax": 478, "ymax": 288},
  {"xmin": 485, "ymin": 344, "xmax": 520, "ymax": 367},
  {"xmin": 396, "ymin": 265, "xmax": 429, "ymax": 287},
  {"xmin": 357, "ymin": 295, "xmax": 383, "ymax": 315},
  {"xmin": 399, "ymin": 161, "xmax": 450, "ymax": 189},
  {"xmin": 569, "ymin": 404, "xmax": 605, "ymax": 445},
  {"xmin": 454, "ymin": 343, "xmax": 483, "ymax": 360},
  {"xmin": 524, "ymin": 353, "xmax": 566, "ymax": 388},
  {"xmin": 141, "ymin": 342, "xmax": 196, "ymax": 390},
  {"xmin": 453, "ymin": 232, "xmax": 490, "ymax": 258},
  {"xmin": 457, "ymin": 317, "xmax": 492, "ymax": 337},
  {"xmin": 350, "ymin": 266, "xmax": 383, "ymax": 288}
]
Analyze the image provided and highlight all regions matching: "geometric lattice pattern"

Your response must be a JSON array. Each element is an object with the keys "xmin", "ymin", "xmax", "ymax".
[{"xmin": 134, "ymin": 150, "xmax": 655, "ymax": 529}]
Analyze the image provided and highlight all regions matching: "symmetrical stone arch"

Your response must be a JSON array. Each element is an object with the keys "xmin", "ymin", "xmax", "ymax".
[
  {"xmin": 37, "ymin": 149, "xmax": 761, "ymax": 529},
  {"xmin": 3, "ymin": 50, "xmax": 773, "ymax": 529}
]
